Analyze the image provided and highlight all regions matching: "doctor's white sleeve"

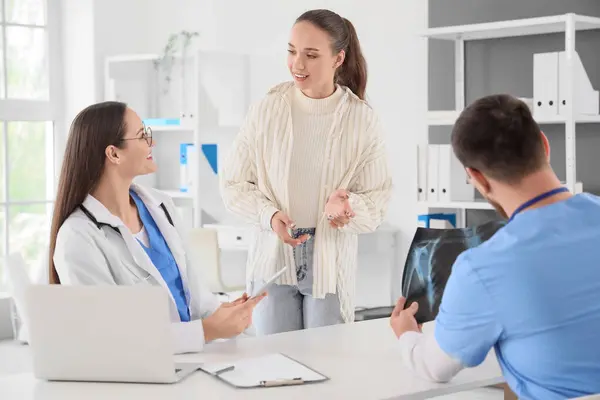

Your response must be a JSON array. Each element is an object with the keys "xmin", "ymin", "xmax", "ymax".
[
  {"xmin": 397, "ymin": 330, "xmax": 465, "ymax": 383},
  {"xmin": 170, "ymin": 320, "xmax": 208, "ymax": 354},
  {"xmin": 53, "ymin": 223, "xmax": 116, "ymax": 285},
  {"xmin": 55, "ymin": 220, "xmax": 211, "ymax": 355}
]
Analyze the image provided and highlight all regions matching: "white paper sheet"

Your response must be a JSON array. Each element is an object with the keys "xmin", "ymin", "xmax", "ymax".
[{"xmin": 200, "ymin": 353, "xmax": 327, "ymax": 388}]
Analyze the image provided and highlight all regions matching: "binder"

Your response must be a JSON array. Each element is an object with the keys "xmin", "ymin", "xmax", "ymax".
[
  {"xmin": 417, "ymin": 144, "xmax": 428, "ymax": 201},
  {"xmin": 533, "ymin": 52, "xmax": 559, "ymax": 118},
  {"xmin": 426, "ymin": 145, "xmax": 440, "ymax": 202},
  {"xmin": 179, "ymin": 143, "xmax": 196, "ymax": 193},
  {"xmin": 201, "ymin": 144, "xmax": 218, "ymax": 175},
  {"xmin": 199, "ymin": 353, "xmax": 329, "ymax": 388},
  {"xmin": 438, "ymin": 144, "xmax": 474, "ymax": 202},
  {"xmin": 557, "ymin": 51, "xmax": 599, "ymax": 116}
]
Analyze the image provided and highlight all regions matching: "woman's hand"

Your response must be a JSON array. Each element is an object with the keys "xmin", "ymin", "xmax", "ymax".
[
  {"xmin": 324, "ymin": 189, "xmax": 355, "ymax": 229},
  {"xmin": 202, "ymin": 292, "xmax": 267, "ymax": 342},
  {"xmin": 270, "ymin": 211, "xmax": 310, "ymax": 247},
  {"xmin": 222, "ymin": 292, "xmax": 249, "ymax": 307}
]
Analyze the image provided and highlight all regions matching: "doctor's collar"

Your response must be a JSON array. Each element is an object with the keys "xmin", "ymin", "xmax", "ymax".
[
  {"xmin": 81, "ymin": 194, "xmax": 123, "ymax": 227},
  {"xmin": 129, "ymin": 183, "xmax": 162, "ymax": 208}
]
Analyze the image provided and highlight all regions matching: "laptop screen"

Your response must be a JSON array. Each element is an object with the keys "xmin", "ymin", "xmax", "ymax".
[{"xmin": 401, "ymin": 220, "xmax": 506, "ymax": 324}]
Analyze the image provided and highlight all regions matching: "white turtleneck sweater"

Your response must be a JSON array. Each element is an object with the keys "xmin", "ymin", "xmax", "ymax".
[{"xmin": 288, "ymin": 86, "xmax": 344, "ymax": 228}]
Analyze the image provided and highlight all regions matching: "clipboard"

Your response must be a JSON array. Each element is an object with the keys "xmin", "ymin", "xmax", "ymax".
[{"xmin": 199, "ymin": 353, "xmax": 329, "ymax": 388}]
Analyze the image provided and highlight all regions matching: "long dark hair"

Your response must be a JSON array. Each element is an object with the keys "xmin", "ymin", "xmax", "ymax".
[
  {"xmin": 48, "ymin": 101, "xmax": 128, "ymax": 284},
  {"xmin": 296, "ymin": 9, "xmax": 368, "ymax": 100}
]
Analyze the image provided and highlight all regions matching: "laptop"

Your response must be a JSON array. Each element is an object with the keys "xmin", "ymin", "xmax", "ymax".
[{"xmin": 25, "ymin": 284, "xmax": 201, "ymax": 383}]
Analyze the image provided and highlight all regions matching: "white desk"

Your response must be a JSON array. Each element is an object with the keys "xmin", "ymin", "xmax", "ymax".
[{"xmin": 0, "ymin": 319, "xmax": 503, "ymax": 399}]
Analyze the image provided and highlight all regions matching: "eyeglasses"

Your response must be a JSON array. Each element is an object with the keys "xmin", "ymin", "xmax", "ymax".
[{"xmin": 121, "ymin": 126, "xmax": 153, "ymax": 147}]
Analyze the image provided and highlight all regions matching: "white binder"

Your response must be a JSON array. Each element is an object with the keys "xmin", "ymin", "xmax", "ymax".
[
  {"xmin": 426, "ymin": 145, "xmax": 440, "ymax": 202},
  {"xmin": 199, "ymin": 353, "xmax": 328, "ymax": 388},
  {"xmin": 417, "ymin": 144, "xmax": 428, "ymax": 201},
  {"xmin": 557, "ymin": 51, "xmax": 599, "ymax": 116},
  {"xmin": 533, "ymin": 52, "xmax": 559, "ymax": 118},
  {"xmin": 438, "ymin": 144, "xmax": 474, "ymax": 202}
]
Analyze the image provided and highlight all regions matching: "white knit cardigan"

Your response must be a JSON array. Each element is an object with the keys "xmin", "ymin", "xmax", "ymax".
[{"xmin": 220, "ymin": 82, "xmax": 392, "ymax": 322}]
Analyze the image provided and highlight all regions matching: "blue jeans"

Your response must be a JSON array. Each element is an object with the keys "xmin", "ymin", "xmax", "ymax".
[{"xmin": 251, "ymin": 228, "xmax": 344, "ymax": 335}]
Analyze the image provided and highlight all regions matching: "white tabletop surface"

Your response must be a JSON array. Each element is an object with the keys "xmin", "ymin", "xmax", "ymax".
[{"xmin": 0, "ymin": 318, "xmax": 503, "ymax": 400}]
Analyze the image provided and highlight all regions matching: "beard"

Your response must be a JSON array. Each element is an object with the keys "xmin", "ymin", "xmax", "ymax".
[{"xmin": 484, "ymin": 195, "xmax": 509, "ymax": 220}]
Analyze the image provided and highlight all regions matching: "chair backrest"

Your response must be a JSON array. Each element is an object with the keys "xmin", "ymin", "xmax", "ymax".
[
  {"xmin": 31, "ymin": 247, "xmax": 50, "ymax": 284},
  {"xmin": 5, "ymin": 253, "xmax": 32, "ymax": 342},
  {"xmin": 186, "ymin": 228, "xmax": 230, "ymax": 293}
]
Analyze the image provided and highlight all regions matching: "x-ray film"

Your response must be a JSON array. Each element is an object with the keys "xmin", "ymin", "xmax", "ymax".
[{"xmin": 401, "ymin": 220, "xmax": 506, "ymax": 324}]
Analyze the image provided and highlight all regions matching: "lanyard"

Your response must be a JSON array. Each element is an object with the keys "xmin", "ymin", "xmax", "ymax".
[{"xmin": 508, "ymin": 187, "xmax": 569, "ymax": 222}]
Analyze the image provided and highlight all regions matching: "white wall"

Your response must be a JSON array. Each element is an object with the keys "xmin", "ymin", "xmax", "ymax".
[{"xmin": 62, "ymin": 0, "xmax": 428, "ymax": 304}]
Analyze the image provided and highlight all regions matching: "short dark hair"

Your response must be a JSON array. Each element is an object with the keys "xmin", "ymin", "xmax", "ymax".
[{"xmin": 451, "ymin": 94, "xmax": 546, "ymax": 183}]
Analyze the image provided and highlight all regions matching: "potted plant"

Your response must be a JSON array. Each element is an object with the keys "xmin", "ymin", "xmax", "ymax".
[{"xmin": 153, "ymin": 30, "xmax": 200, "ymax": 97}]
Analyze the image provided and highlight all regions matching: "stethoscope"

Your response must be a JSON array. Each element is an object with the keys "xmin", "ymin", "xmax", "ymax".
[
  {"xmin": 78, "ymin": 203, "xmax": 177, "ymax": 284},
  {"xmin": 78, "ymin": 204, "xmax": 174, "ymax": 235},
  {"xmin": 507, "ymin": 187, "xmax": 570, "ymax": 223}
]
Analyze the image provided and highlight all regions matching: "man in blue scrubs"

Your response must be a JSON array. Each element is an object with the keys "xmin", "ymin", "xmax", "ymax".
[{"xmin": 391, "ymin": 94, "xmax": 600, "ymax": 399}]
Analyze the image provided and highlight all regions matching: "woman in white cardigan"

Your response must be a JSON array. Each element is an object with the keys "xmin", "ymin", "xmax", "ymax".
[{"xmin": 220, "ymin": 9, "xmax": 392, "ymax": 334}]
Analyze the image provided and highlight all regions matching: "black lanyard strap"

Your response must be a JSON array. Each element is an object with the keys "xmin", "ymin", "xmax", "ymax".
[{"xmin": 508, "ymin": 187, "xmax": 570, "ymax": 222}]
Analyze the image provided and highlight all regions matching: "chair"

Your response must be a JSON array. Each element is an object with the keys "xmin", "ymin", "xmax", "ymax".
[
  {"xmin": 30, "ymin": 247, "xmax": 50, "ymax": 284},
  {"xmin": 4, "ymin": 253, "xmax": 32, "ymax": 342},
  {"xmin": 186, "ymin": 227, "xmax": 244, "ymax": 294}
]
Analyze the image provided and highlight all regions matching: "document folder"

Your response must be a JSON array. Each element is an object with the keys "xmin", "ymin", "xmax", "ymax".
[
  {"xmin": 533, "ymin": 52, "xmax": 559, "ymax": 118},
  {"xmin": 199, "ymin": 353, "xmax": 329, "ymax": 388}
]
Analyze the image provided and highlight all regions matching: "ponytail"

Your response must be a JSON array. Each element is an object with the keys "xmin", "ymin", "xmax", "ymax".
[
  {"xmin": 337, "ymin": 18, "xmax": 367, "ymax": 100},
  {"xmin": 296, "ymin": 10, "xmax": 368, "ymax": 100}
]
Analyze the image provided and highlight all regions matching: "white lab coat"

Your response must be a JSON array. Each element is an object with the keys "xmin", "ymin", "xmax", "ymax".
[{"xmin": 53, "ymin": 184, "xmax": 221, "ymax": 354}]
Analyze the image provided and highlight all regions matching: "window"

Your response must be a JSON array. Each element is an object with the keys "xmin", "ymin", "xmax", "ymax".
[{"xmin": 0, "ymin": 0, "xmax": 60, "ymax": 287}]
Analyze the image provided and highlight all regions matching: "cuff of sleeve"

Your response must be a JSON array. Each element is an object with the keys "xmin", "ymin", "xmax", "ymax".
[
  {"xmin": 171, "ymin": 320, "xmax": 206, "ymax": 354},
  {"xmin": 347, "ymin": 191, "xmax": 358, "ymax": 204},
  {"xmin": 241, "ymin": 324, "xmax": 257, "ymax": 338},
  {"xmin": 397, "ymin": 331, "xmax": 423, "ymax": 347},
  {"xmin": 346, "ymin": 192, "xmax": 367, "ymax": 217},
  {"xmin": 397, "ymin": 331, "xmax": 423, "ymax": 363},
  {"xmin": 259, "ymin": 205, "xmax": 280, "ymax": 231}
]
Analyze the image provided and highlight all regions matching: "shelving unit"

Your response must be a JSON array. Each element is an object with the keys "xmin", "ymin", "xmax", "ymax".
[
  {"xmin": 419, "ymin": 200, "xmax": 494, "ymax": 211},
  {"xmin": 421, "ymin": 13, "xmax": 600, "ymax": 226},
  {"xmin": 104, "ymin": 50, "xmax": 252, "ymax": 228},
  {"xmin": 162, "ymin": 190, "xmax": 194, "ymax": 200},
  {"xmin": 427, "ymin": 110, "xmax": 600, "ymax": 126},
  {"xmin": 145, "ymin": 124, "xmax": 195, "ymax": 133},
  {"xmin": 422, "ymin": 14, "xmax": 600, "ymax": 41}
]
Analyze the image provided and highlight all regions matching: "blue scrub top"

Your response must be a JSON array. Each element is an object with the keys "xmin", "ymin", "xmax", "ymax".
[
  {"xmin": 435, "ymin": 193, "xmax": 600, "ymax": 399},
  {"xmin": 130, "ymin": 190, "xmax": 190, "ymax": 322}
]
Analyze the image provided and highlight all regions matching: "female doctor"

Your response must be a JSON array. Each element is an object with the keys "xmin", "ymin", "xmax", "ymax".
[{"xmin": 48, "ymin": 101, "xmax": 265, "ymax": 354}]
